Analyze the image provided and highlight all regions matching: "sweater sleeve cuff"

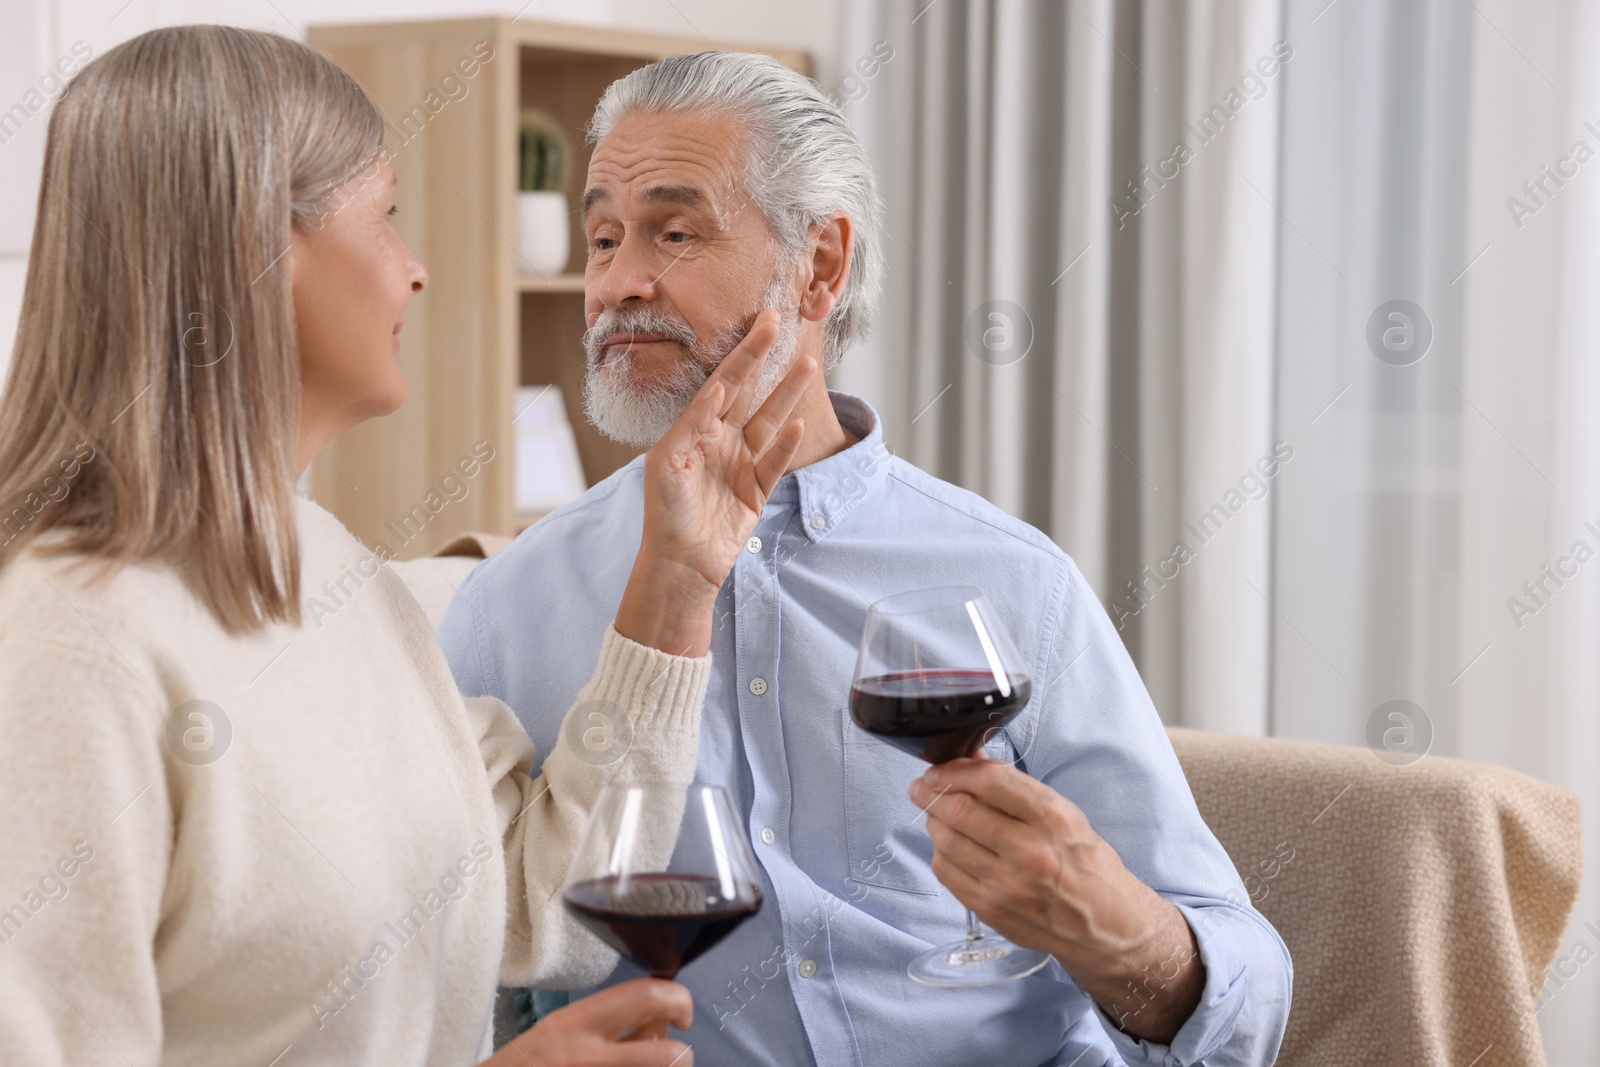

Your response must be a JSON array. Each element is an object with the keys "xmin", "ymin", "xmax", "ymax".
[{"xmin": 576, "ymin": 624, "xmax": 711, "ymax": 772}]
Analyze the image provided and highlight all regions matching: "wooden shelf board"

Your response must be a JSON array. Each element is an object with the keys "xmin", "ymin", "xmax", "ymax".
[{"xmin": 308, "ymin": 17, "xmax": 809, "ymax": 74}]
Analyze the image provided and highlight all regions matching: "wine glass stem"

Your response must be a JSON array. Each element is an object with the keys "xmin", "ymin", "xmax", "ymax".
[{"xmin": 965, "ymin": 907, "xmax": 985, "ymax": 945}]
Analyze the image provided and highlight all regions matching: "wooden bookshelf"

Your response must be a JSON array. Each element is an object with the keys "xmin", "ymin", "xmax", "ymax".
[{"xmin": 304, "ymin": 17, "xmax": 809, "ymax": 556}]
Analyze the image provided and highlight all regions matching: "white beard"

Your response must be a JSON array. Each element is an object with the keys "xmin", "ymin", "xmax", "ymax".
[{"xmin": 582, "ymin": 273, "xmax": 802, "ymax": 448}]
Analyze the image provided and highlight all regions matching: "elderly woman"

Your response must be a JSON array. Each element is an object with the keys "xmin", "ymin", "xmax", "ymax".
[{"xmin": 0, "ymin": 24, "xmax": 812, "ymax": 1067}]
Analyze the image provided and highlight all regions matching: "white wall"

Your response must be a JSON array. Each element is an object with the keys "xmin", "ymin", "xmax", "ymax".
[{"xmin": 0, "ymin": 0, "xmax": 843, "ymax": 383}]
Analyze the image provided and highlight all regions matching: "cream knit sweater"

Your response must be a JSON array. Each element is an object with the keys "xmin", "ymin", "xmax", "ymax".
[{"xmin": 0, "ymin": 498, "xmax": 710, "ymax": 1066}]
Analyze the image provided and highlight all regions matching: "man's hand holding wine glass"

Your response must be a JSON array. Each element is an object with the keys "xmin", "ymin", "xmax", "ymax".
[{"xmin": 908, "ymin": 761, "xmax": 1208, "ymax": 1044}]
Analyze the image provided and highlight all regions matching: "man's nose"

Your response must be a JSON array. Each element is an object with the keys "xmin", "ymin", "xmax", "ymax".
[{"xmin": 594, "ymin": 232, "xmax": 663, "ymax": 308}]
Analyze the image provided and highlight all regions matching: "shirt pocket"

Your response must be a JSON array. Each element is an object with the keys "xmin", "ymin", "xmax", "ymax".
[
  {"xmin": 841, "ymin": 705, "xmax": 941, "ymax": 895},
  {"xmin": 840, "ymin": 707, "xmax": 1026, "ymax": 897}
]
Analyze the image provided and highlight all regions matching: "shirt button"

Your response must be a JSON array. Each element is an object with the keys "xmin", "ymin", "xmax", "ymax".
[
  {"xmin": 810, "ymin": 514, "xmax": 827, "ymax": 530},
  {"xmin": 748, "ymin": 676, "xmax": 768, "ymax": 696},
  {"xmin": 798, "ymin": 959, "xmax": 817, "ymax": 978},
  {"xmin": 746, "ymin": 536, "xmax": 762, "ymax": 553},
  {"xmin": 760, "ymin": 826, "xmax": 775, "ymax": 845}
]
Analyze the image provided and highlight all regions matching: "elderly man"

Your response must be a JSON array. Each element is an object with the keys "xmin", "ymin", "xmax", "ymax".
[{"xmin": 440, "ymin": 51, "xmax": 1290, "ymax": 1066}]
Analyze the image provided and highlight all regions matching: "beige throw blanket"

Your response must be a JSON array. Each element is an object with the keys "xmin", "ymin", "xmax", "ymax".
[{"xmin": 1168, "ymin": 727, "xmax": 1581, "ymax": 1066}]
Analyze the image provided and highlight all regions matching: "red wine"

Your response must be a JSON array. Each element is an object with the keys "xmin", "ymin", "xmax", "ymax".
[
  {"xmin": 850, "ymin": 669, "xmax": 1032, "ymax": 764},
  {"xmin": 562, "ymin": 874, "xmax": 761, "ymax": 979}
]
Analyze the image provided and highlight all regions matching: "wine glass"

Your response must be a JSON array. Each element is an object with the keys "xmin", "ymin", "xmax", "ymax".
[
  {"xmin": 849, "ymin": 585, "xmax": 1050, "ymax": 987},
  {"xmin": 562, "ymin": 782, "xmax": 763, "ymax": 1036}
]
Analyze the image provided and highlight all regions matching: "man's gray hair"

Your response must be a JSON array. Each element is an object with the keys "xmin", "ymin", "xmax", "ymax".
[{"xmin": 587, "ymin": 51, "xmax": 883, "ymax": 371}]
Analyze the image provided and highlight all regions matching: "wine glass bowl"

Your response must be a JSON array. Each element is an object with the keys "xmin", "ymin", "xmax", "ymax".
[
  {"xmin": 849, "ymin": 586, "xmax": 1050, "ymax": 987},
  {"xmin": 850, "ymin": 586, "xmax": 1033, "ymax": 765},
  {"xmin": 562, "ymin": 783, "xmax": 762, "ymax": 989},
  {"xmin": 850, "ymin": 667, "xmax": 1033, "ymax": 764}
]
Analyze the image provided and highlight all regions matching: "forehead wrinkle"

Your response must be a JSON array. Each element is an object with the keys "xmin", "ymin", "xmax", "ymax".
[
  {"xmin": 588, "ymin": 153, "xmax": 730, "ymax": 191},
  {"xmin": 584, "ymin": 119, "xmax": 754, "ymax": 225}
]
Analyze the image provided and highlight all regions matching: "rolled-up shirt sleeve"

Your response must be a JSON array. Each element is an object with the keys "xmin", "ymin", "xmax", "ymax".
[
  {"xmin": 1094, "ymin": 896, "xmax": 1291, "ymax": 1066},
  {"xmin": 1020, "ymin": 560, "xmax": 1292, "ymax": 1066}
]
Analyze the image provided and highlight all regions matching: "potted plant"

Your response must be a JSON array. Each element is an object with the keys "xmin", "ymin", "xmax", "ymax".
[{"xmin": 517, "ymin": 109, "xmax": 571, "ymax": 276}]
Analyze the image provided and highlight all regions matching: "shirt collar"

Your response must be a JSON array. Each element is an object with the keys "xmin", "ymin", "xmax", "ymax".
[{"xmin": 765, "ymin": 391, "xmax": 892, "ymax": 543}]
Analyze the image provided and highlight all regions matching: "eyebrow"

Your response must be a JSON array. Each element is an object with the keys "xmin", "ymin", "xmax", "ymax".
[{"xmin": 580, "ymin": 183, "xmax": 710, "ymax": 223}]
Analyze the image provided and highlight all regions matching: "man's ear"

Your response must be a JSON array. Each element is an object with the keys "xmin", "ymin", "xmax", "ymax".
[{"xmin": 799, "ymin": 213, "xmax": 854, "ymax": 323}]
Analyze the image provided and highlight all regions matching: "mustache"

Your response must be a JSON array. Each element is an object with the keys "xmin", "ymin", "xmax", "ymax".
[
  {"xmin": 583, "ymin": 305, "xmax": 770, "ymax": 371},
  {"xmin": 583, "ymin": 306, "xmax": 699, "ymax": 364}
]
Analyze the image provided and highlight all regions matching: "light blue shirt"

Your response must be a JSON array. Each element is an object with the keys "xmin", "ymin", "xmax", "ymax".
[{"xmin": 439, "ymin": 393, "xmax": 1291, "ymax": 1066}]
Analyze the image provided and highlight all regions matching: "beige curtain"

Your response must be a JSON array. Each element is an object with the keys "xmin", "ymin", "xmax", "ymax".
[{"xmin": 832, "ymin": 0, "xmax": 1284, "ymax": 735}]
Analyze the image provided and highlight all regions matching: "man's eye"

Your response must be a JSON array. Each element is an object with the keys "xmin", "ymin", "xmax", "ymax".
[
  {"xmin": 387, "ymin": 204, "xmax": 398, "ymax": 217},
  {"xmin": 665, "ymin": 231, "xmax": 690, "ymax": 243},
  {"xmin": 592, "ymin": 237, "xmax": 618, "ymax": 250}
]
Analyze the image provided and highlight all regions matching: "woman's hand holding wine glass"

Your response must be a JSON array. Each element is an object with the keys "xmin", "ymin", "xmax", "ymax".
[{"xmin": 483, "ymin": 977, "xmax": 694, "ymax": 1066}]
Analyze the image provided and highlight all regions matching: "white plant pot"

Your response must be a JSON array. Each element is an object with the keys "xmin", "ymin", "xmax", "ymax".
[{"xmin": 517, "ymin": 190, "xmax": 570, "ymax": 276}]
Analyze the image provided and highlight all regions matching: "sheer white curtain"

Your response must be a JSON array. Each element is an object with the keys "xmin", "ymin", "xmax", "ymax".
[
  {"xmin": 832, "ymin": 0, "xmax": 1284, "ymax": 736},
  {"xmin": 836, "ymin": 0, "xmax": 1599, "ymax": 1060},
  {"xmin": 1274, "ymin": 0, "xmax": 1598, "ymax": 1058},
  {"xmin": 1459, "ymin": 1, "xmax": 1600, "ymax": 1058}
]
